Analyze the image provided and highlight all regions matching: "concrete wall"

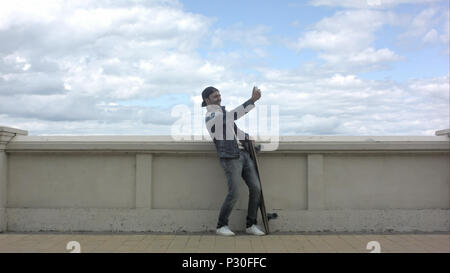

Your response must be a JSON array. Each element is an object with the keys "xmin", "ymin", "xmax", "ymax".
[{"xmin": 0, "ymin": 126, "xmax": 449, "ymax": 233}]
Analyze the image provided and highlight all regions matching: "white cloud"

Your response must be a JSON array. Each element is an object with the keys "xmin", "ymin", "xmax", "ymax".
[
  {"xmin": 396, "ymin": 7, "xmax": 449, "ymax": 51},
  {"xmin": 211, "ymin": 24, "xmax": 271, "ymax": 48},
  {"xmin": 439, "ymin": 10, "xmax": 449, "ymax": 52},
  {"xmin": 248, "ymin": 67, "xmax": 448, "ymax": 135},
  {"xmin": 407, "ymin": 73, "xmax": 449, "ymax": 102},
  {"xmin": 320, "ymin": 47, "xmax": 402, "ymax": 70},
  {"xmin": 308, "ymin": 0, "xmax": 442, "ymax": 9},
  {"xmin": 325, "ymin": 74, "xmax": 364, "ymax": 87},
  {"xmin": 2, "ymin": 53, "xmax": 32, "ymax": 72},
  {"xmin": 294, "ymin": 9, "xmax": 401, "ymax": 72},
  {"xmin": 0, "ymin": 0, "xmax": 447, "ymax": 137},
  {"xmin": 0, "ymin": 0, "xmax": 225, "ymax": 133},
  {"xmin": 0, "ymin": 0, "xmax": 61, "ymax": 30},
  {"xmin": 398, "ymin": 8, "xmax": 438, "ymax": 40},
  {"xmin": 423, "ymin": 29, "xmax": 439, "ymax": 43},
  {"xmin": 304, "ymin": 1, "xmax": 449, "ymax": 54}
]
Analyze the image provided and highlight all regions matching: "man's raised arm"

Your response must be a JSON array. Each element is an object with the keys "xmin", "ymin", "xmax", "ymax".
[{"xmin": 229, "ymin": 86, "xmax": 261, "ymax": 120}]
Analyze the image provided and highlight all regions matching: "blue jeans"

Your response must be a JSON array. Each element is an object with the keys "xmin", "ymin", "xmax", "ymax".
[{"xmin": 217, "ymin": 149, "xmax": 261, "ymax": 228}]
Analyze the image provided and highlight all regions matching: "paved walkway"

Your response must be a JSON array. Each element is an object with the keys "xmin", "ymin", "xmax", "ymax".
[{"xmin": 0, "ymin": 232, "xmax": 448, "ymax": 253}]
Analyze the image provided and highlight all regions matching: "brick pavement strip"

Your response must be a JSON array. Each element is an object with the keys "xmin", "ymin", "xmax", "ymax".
[
  {"xmin": 336, "ymin": 235, "xmax": 364, "ymax": 253},
  {"xmin": 410, "ymin": 235, "xmax": 450, "ymax": 251},
  {"xmin": 294, "ymin": 236, "xmax": 319, "ymax": 253},
  {"xmin": 321, "ymin": 235, "xmax": 359, "ymax": 253},
  {"xmin": 0, "ymin": 233, "xmax": 448, "ymax": 253},
  {"xmin": 249, "ymin": 237, "xmax": 266, "ymax": 253},
  {"xmin": 214, "ymin": 236, "xmax": 236, "ymax": 253},
  {"xmin": 277, "ymin": 236, "xmax": 300, "ymax": 252},
  {"xmin": 261, "ymin": 236, "xmax": 288, "ymax": 253},
  {"xmin": 146, "ymin": 238, "xmax": 173, "ymax": 253},
  {"xmin": 168, "ymin": 235, "xmax": 190, "ymax": 250},
  {"xmin": 306, "ymin": 235, "xmax": 337, "ymax": 253}
]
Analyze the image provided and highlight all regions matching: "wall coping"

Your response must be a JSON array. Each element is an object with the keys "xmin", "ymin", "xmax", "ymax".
[
  {"xmin": 0, "ymin": 126, "xmax": 28, "ymax": 136},
  {"xmin": 436, "ymin": 129, "xmax": 450, "ymax": 136},
  {"xmin": 5, "ymin": 135, "xmax": 449, "ymax": 153},
  {"xmin": 0, "ymin": 126, "xmax": 28, "ymax": 150}
]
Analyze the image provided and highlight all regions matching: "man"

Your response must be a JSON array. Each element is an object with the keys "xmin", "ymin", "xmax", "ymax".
[{"xmin": 202, "ymin": 86, "xmax": 265, "ymax": 236}]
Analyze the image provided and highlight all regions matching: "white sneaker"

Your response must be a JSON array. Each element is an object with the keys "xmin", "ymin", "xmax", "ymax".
[
  {"xmin": 246, "ymin": 225, "xmax": 265, "ymax": 236},
  {"xmin": 216, "ymin": 226, "xmax": 235, "ymax": 236}
]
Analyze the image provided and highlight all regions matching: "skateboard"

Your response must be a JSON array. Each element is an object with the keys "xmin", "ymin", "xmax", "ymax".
[{"xmin": 246, "ymin": 140, "xmax": 278, "ymax": 234}]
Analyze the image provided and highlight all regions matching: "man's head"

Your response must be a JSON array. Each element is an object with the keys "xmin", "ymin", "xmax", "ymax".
[{"xmin": 201, "ymin": 86, "xmax": 221, "ymax": 107}]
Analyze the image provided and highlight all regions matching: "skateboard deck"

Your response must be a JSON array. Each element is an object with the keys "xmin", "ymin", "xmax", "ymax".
[{"xmin": 247, "ymin": 140, "xmax": 270, "ymax": 234}]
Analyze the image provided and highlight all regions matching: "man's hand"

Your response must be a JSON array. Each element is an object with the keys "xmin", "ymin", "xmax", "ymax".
[{"xmin": 251, "ymin": 86, "xmax": 261, "ymax": 103}]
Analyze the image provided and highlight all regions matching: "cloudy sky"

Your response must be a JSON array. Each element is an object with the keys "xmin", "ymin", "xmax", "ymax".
[{"xmin": 0, "ymin": 0, "xmax": 448, "ymax": 136}]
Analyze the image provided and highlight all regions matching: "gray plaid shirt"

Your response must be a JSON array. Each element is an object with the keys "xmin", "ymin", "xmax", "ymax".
[{"xmin": 205, "ymin": 99, "xmax": 255, "ymax": 158}]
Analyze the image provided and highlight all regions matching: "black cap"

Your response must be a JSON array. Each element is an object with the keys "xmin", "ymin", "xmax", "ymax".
[{"xmin": 201, "ymin": 86, "xmax": 218, "ymax": 107}]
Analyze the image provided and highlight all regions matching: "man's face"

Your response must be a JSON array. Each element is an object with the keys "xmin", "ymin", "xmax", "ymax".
[{"xmin": 206, "ymin": 91, "xmax": 221, "ymax": 106}]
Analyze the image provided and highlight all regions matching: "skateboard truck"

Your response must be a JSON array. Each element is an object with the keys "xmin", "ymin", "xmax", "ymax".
[{"xmin": 267, "ymin": 213, "xmax": 278, "ymax": 221}]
